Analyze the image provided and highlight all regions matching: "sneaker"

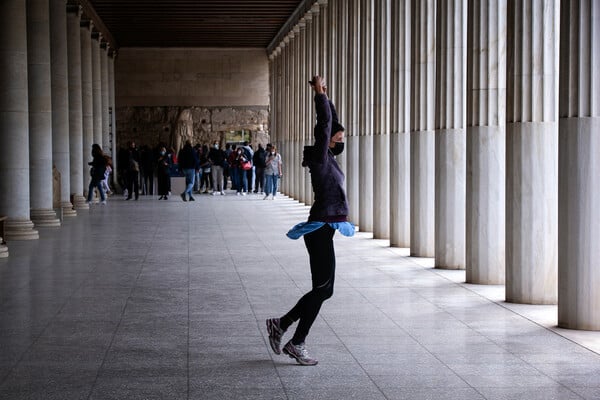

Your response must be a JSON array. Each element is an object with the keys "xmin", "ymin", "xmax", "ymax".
[
  {"xmin": 189, "ymin": 196, "xmax": 195, "ymax": 201},
  {"xmin": 180, "ymin": 193, "xmax": 187, "ymax": 202},
  {"xmin": 100, "ymin": 200, "xmax": 107, "ymax": 205},
  {"xmin": 241, "ymin": 192, "xmax": 247, "ymax": 196},
  {"xmin": 211, "ymin": 191, "xmax": 218, "ymax": 196},
  {"xmin": 266, "ymin": 318, "xmax": 284, "ymax": 355},
  {"xmin": 263, "ymin": 194, "xmax": 269, "ymax": 200},
  {"xmin": 236, "ymin": 192, "xmax": 241, "ymax": 196},
  {"xmin": 220, "ymin": 191, "xmax": 225, "ymax": 195},
  {"xmin": 282, "ymin": 341, "xmax": 318, "ymax": 366}
]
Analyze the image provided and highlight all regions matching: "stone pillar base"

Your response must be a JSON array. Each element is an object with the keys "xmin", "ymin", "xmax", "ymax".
[
  {"xmin": 31, "ymin": 209, "xmax": 61, "ymax": 228},
  {"xmin": 72, "ymin": 195, "xmax": 89, "ymax": 210},
  {"xmin": 0, "ymin": 242, "xmax": 8, "ymax": 258},
  {"xmin": 4, "ymin": 219, "xmax": 39, "ymax": 241},
  {"xmin": 61, "ymin": 202, "xmax": 77, "ymax": 217}
]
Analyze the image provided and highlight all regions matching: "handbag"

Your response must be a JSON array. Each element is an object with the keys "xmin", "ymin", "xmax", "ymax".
[{"xmin": 241, "ymin": 160, "xmax": 252, "ymax": 171}]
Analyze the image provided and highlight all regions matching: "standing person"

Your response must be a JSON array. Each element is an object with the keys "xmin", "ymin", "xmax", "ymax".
[
  {"xmin": 234, "ymin": 147, "xmax": 250, "ymax": 195},
  {"xmin": 126, "ymin": 141, "xmax": 140, "ymax": 200},
  {"xmin": 263, "ymin": 146, "xmax": 282, "ymax": 200},
  {"xmin": 86, "ymin": 144, "xmax": 108, "ymax": 205},
  {"xmin": 266, "ymin": 76, "xmax": 354, "ymax": 366},
  {"xmin": 208, "ymin": 141, "xmax": 226, "ymax": 195},
  {"xmin": 101, "ymin": 155, "xmax": 113, "ymax": 196},
  {"xmin": 178, "ymin": 140, "xmax": 198, "ymax": 201},
  {"xmin": 253, "ymin": 143, "xmax": 267, "ymax": 194},
  {"xmin": 157, "ymin": 146, "xmax": 171, "ymax": 200},
  {"xmin": 242, "ymin": 141, "xmax": 254, "ymax": 192},
  {"xmin": 228, "ymin": 144, "xmax": 238, "ymax": 192}
]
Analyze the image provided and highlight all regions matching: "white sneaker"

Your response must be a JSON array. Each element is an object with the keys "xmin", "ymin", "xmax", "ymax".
[
  {"xmin": 100, "ymin": 200, "xmax": 107, "ymax": 205},
  {"xmin": 242, "ymin": 192, "xmax": 247, "ymax": 196},
  {"xmin": 211, "ymin": 191, "xmax": 218, "ymax": 196},
  {"xmin": 220, "ymin": 191, "xmax": 225, "ymax": 195}
]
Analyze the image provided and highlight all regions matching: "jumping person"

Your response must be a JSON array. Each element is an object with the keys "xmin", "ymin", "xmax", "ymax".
[{"xmin": 266, "ymin": 75, "xmax": 354, "ymax": 366}]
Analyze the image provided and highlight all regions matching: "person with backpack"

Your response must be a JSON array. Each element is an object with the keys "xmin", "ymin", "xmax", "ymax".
[{"xmin": 86, "ymin": 144, "xmax": 108, "ymax": 205}]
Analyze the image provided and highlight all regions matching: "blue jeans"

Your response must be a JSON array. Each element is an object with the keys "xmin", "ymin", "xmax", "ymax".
[
  {"xmin": 236, "ymin": 168, "xmax": 248, "ymax": 193},
  {"xmin": 265, "ymin": 174, "xmax": 278, "ymax": 196},
  {"xmin": 182, "ymin": 168, "xmax": 195, "ymax": 196},
  {"xmin": 87, "ymin": 179, "xmax": 106, "ymax": 202}
]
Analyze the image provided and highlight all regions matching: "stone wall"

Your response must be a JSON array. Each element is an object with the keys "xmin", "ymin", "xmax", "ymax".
[{"xmin": 116, "ymin": 106, "xmax": 270, "ymax": 150}]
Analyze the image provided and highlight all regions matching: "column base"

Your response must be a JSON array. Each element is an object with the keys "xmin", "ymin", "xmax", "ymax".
[
  {"xmin": 31, "ymin": 209, "xmax": 61, "ymax": 227},
  {"xmin": 72, "ymin": 195, "xmax": 89, "ymax": 210},
  {"xmin": 0, "ymin": 242, "xmax": 7, "ymax": 258},
  {"xmin": 4, "ymin": 219, "xmax": 39, "ymax": 241},
  {"xmin": 61, "ymin": 202, "xmax": 77, "ymax": 217}
]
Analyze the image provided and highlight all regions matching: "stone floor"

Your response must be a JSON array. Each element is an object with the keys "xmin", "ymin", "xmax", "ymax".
[{"xmin": 1, "ymin": 191, "xmax": 600, "ymax": 400}]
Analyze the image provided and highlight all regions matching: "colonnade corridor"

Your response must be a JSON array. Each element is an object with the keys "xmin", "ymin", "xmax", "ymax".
[{"xmin": 0, "ymin": 194, "xmax": 599, "ymax": 399}]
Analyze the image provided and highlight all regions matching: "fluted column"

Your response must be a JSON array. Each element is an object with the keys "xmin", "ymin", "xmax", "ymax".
[
  {"xmin": 505, "ymin": 0, "xmax": 558, "ymax": 304},
  {"xmin": 390, "ymin": 0, "xmax": 411, "ymax": 247},
  {"xmin": 373, "ymin": 0, "xmax": 391, "ymax": 239},
  {"xmin": 0, "ymin": 0, "xmax": 39, "ymax": 240},
  {"xmin": 558, "ymin": 1, "xmax": 600, "ymax": 330},
  {"xmin": 358, "ymin": 0, "xmax": 374, "ymax": 233},
  {"xmin": 27, "ymin": 0, "xmax": 60, "ymax": 228},
  {"xmin": 66, "ymin": 5, "xmax": 88, "ymax": 209},
  {"xmin": 282, "ymin": 38, "xmax": 290, "ymax": 196},
  {"xmin": 108, "ymin": 51, "xmax": 116, "ymax": 171},
  {"xmin": 290, "ymin": 29, "xmax": 298, "ymax": 201},
  {"xmin": 100, "ymin": 42, "xmax": 109, "ymax": 151},
  {"xmin": 50, "ymin": 0, "xmax": 75, "ymax": 217},
  {"xmin": 466, "ymin": 0, "xmax": 506, "ymax": 283},
  {"xmin": 80, "ymin": 20, "xmax": 93, "ymax": 197},
  {"xmin": 304, "ymin": 9, "xmax": 315, "ymax": 206},
  {"xmin": 346, "ymin": 0, "xmax": 360, "ymax": 225},
  {"xmin": 297, "ymin": 20, "xmax": 307, "ymax": 204},
  {"xmin": 410, "ymin": 0, "xmax": 435, "ymax": 257},
  {"xmin": 91, "ymin": 31, "xmax": 102, "ymax": 147},
  {"xmin": 333, "ymin": 0, "xmax": 348, "ymax": 180},
  {"xmin": 434, "ymin": 0, "xmax": 466, "ymax": 268}
]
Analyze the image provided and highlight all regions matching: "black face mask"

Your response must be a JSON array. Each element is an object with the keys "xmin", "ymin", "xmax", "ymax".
[{"xmin": 330, "ymin": 142, "xmax": 345, "ymax": 156}]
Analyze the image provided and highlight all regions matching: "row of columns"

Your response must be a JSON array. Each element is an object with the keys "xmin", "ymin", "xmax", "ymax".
[
  {"xmin": 269, "ymin": 0, "xmax": 599, "ymax": 330},
  {"xmin": 0, "ymin": 0, "xmax": 117, "ymax": 242}
]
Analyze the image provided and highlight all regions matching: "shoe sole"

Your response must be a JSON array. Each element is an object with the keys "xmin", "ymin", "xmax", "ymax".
[
  {"xmin": 282, "ymin": 346, "xmax": 318, "ymax": 366},
  {"xmin": 266, "ymin": 319, "xmax": 282, "ymax": 355}
]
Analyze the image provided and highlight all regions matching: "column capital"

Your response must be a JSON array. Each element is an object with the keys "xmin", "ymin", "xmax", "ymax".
[
  {"xmin": 91, "ymin": 30, "xmax": 100, "ymax": 41},
  {"xmin": 66, "ymin": 4, "xmax": 82, "ymax": 16},
  {"xmin": 298, "ymin": 18, "xmax": 306, "ymax": 29},
  {"xmin": 80, "ymin": 18, "xmax": 92, "ymax": 29},
  {"xmin": 293, "ymin": 26, "xmax": 300, "ymax": 34},
  {"xmin": 318, "ymin": 0, "xmax": 328, "ymax": 6},
  {"xmin": 311, "ymin": 3, "xmax": 320, "ymax": 14}
]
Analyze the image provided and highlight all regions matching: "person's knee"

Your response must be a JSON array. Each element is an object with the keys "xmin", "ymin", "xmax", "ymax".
[{"xmin": 315, "ymin": 284, "xmax": 334, "ymax": 302}]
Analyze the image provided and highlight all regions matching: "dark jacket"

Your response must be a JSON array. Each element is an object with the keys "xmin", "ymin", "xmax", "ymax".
[
  {"xmin": 306, "ymin": 93, "xmax": 349, "ymax": 222},
  {"xmin": 89, "ymin": 154, "xmax": 107, "ymax": 181},
  {"xmin": 253, "ymin": 147, "xmax": 267, "ymax": 168},
  {"xmin": 208, "ymin": 147, "xmax": 226, "ymax": 167},
  {"xmin": 178, "ymin": 144, "xmax": 198, "ymax": 169}
]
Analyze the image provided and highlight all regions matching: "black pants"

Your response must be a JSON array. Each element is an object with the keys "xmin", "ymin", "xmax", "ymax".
[
  {"xmin": 127, "ymin": 170, "xmax": 139, "ymax": 199},
  {"xmin": 282, "ymin": 224, "xmax": 336, "ymax": 345}
]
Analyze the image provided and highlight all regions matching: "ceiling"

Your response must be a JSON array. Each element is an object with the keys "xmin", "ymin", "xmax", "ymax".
[{"xmin": 86, "ymin": 0, "xmax": 304, "ymax": 49}]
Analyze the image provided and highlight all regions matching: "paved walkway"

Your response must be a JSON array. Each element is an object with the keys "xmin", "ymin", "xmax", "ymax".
[{"xmin": 1, "ymin": 191, "xmax": 599, "ymax": 399}]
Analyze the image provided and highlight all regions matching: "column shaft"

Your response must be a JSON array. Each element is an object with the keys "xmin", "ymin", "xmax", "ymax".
[
  {"xmin": 410, "ymin": 0, "xmax": 436, "ymax": 257},
  {"xmin": 91, "ymin": 32, "xmax": 102, "ymax": 147},
  {"xmin": 0, "ymin": 0, "xmax": 39, "ymax": 240},
  {"xmin": 358, "ymin": 0, "xmax": 374, "ymax": 233},
  {"xmin": 80, "ymin": 22, "xmax": 93, "ymax": 197},
  {"xmin": 434, "ymin": 0, "xmax": 466, "ymax": 268},
  {"xmin": 49, "ymin": 0, "xmax": 75, "ymax": 216},
  {"xmin": 373, "ymin": 0, "xmax": 391, "ymax": 239},
  {"xmin": 100, "ymin": 43, "xmax": 109, "ymax": 151},
  {"xmin": 506, "ymin": 0, "xmax": 558, "ymax": 304},
  {"xmin": 27, "ymin": 0, "xmax": 60, "ymax": 227},
  {"xmin": 390, "ymin": 0, "xmax": 411, "ymax": 247},
  {"xmin": 466, "ymin": 0, "xmax": 506, "ymax": 283},
  {"xmin": 108, "ymin": 53, "xmax": 116, "ymax": 174},
  {"xmin": 66, "ymin": 5, "xmax": 87, "ymax": 209},
  {"xmin": 558, "ymin": 0, "xmax": 600, "ymax": 330}
]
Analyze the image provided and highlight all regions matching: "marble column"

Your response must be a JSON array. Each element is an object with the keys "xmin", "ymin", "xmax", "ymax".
[
  {"xmin": 410, "ymin": 0, "xmax": 435, "ymax": 257},
  {"xmin": 289, "ymin": 29, "xmax": 298, "ymax": 201},
  {"xmin": 66, "ymin": 5, "xmax": 88, "ymax": 210},
  {"xmin": 91, "ymin": 31, "xmax": 102, "ymax": 147},
  {"xmin": 297, "ymin": 20, "xmax": 307, "ymax": 204},
  {"xmin": 319, "ymin": 0, "xmax": 328, "ymax": 79},
  {"xmin": 108, "ymin": 52, "xmax": 116, "ymax": 172},
  {"xmin": 100, "ymin": 42, "xmax": 109, "ymax": 151},
  {"xmin": 373, "ymin": 0, "xmax": 391, "ymax": 240},
  {"xmin": 505, "ymin": 0, "xmax": 558, "ymax": 304},
  {"xmin": 358, "ymin": 0, "xmax": 374, "ymax": 233},
  {"xmin": 80, "ymin": 20, "xmax": 93, "ymax": 197},
  {"xmin": 390, "ymin": 0, "xmax": 411, "ymax": 248},
  {"xmin": 333, "ymin": 0, "xmax": 349, "ymax": 180},
  {"xmin": 304, "ymin": 10, "xmax": 315, "ymax": 206},
  {"xmin": 558, "ymin": 1, "xmax": 600, "ymax": 330},
  {"xmin": 282, "ymin": 38, "xmax": 290, "ymax": 196},
  {"xmin": 49, "ymin": 0, "xmax": 76, "ymax": 217},
  {"xmin": 0, "ymin": 0, "xmax": 39, "ymax": 240},
  {"xmin": 27, "ymin": 0, "xmax": 60, "ymax": 228},
  {"xmin": 466, "ymin": 0, "xmax": 506, "ymax": 284},
  {"xmin": 434, "ymin": 0, "xmax": 466, "ymax": 268},
  {"xmin": 346, "ymin": 0, "xmax": 361, "ymax": 226}
]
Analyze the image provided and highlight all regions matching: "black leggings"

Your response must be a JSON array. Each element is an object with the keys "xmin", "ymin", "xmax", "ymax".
[{"xmin": 281, "ymin": 224, "xmax": 336, "ymax": 345}]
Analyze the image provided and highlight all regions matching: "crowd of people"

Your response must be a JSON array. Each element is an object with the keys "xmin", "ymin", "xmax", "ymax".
[{"xmin": 111, "ymin": 140, "xmax": 283, "ymax": 201}]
